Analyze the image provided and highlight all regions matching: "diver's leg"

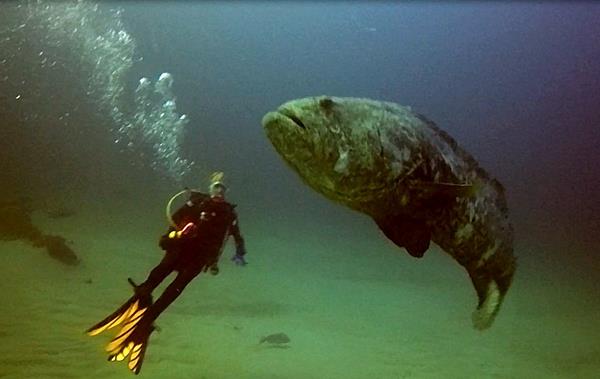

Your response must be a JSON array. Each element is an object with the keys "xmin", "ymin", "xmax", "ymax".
[
  {"xmin": 103, "ymin": 268, "xmax": 202, "ymax": 374},
  {"xmin": 86, "ymin": 254, "xmax": 175, "ymax": 336},
  {"xmin": 136, "ymin": 251, "xmax": 179, "ymax": 295},
  {"xmin": 87, "ymin": 254, "xmax": 177, "ymax": 336},
  {"xmin": 144, "ymin": 268, "xmax": 200, "ymax": 322},
  {"xmin": 87, "ymin": 252, "xmax": 177, "ymax": 336}
]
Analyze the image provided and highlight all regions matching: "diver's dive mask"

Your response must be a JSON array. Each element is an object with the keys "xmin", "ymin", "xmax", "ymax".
[
  {"xmin": 209, "ymin": 182, "xmax": 227, "ymax": 198},
  {"xmin": 209, "ymin": 171, "xmax": 227, "ymax": 197}
]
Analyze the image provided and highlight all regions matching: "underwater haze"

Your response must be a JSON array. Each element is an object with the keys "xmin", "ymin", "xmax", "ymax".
[{"xmin": 1, "ymin": 1, "xmax": 599, "ymax": 378}]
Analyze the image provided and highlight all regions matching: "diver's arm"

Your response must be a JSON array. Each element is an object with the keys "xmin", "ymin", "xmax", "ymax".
[{"xmin": 230, "ymin": 214, "xmax": 246, "ymax": 256}]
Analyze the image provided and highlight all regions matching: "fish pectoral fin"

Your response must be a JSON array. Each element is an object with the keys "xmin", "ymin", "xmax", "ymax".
[{"xmin": 374, "ymin": 216, "xmax": 431, "ymax": 258}]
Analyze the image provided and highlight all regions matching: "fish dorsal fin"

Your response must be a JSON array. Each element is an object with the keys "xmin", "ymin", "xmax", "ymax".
[{"xmin": 374, "ymin": 215, "xmax": 431, "ymax": 258}]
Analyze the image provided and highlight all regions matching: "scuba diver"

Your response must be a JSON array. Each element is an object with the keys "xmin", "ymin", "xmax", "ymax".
[{"xmin": 87, "ymin": 172, "xmax": 247, "ymax": 374}]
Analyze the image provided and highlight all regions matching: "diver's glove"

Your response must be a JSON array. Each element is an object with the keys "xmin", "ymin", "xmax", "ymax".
[
  {"xmin": 231, "ymin": 245, "xmax": 247, "ymax": 266},
  {"xmin": 231, "ymin": 252, "xmax": 247, "ymax": 266}
]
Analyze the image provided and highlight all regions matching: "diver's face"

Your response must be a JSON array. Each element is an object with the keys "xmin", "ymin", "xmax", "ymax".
[{"xmin": 210, "ymin": 184, "xmax": 226, "ymax": 198}]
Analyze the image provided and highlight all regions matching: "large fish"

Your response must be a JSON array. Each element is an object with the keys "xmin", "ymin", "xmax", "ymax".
[{"xmin": 262, "ymin": 96, "xmax": 516, "ymax": 330}]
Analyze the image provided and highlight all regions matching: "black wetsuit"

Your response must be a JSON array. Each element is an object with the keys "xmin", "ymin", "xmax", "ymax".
[{"xmin": 138, "ymin": 191, "xmax": 245, "ymax": 321}]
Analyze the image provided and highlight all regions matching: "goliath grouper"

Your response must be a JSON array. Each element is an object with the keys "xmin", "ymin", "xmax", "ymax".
[{"xmin": 262, "ymin": 96, "xmax": 516, "ymax": 330}]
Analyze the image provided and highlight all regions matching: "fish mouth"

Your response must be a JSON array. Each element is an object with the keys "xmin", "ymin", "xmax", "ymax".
[
  {"xmin": 262, "ymin": 108, "xmax": 306, "ymax": 131},
  {"xmin": 278, "ymin": 108, "xmax": 306, "ymax": 130}
]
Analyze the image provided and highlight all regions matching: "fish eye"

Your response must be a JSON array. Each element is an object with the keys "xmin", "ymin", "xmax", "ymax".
[{"xmin": 319, "ymin": 98, "xmax": 335, "ymax": 109}]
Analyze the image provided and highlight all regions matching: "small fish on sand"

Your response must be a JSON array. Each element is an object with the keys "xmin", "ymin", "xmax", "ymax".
[{"xmin": 260, "ymin": 332, "xmax": 291, "ymax": 346}]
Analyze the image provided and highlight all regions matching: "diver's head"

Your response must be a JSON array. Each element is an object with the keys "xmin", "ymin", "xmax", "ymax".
[{"xmin": 209, "ymin": 172, "xmax": 227, "ymax": 199}]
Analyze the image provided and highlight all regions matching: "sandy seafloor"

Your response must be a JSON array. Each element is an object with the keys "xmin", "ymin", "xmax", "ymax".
[{"xmin": 1, "ymin": 196, "xmax": 598, "ymax": 379}]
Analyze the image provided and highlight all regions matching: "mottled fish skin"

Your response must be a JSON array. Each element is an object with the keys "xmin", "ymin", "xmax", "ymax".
[{"xmin": 262, "ymin": 96, "xmax": 516, "ymax": 330}]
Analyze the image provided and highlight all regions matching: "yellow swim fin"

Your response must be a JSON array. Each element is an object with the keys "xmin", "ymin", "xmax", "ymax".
[
  {"xmin": 86, "ymin": 278, "xmax": 152, "ymax": 336},
  {"xmin": 87, "ymin": 278, "xmax": 154, "ymax": 374},
  {"xmin": 107, "ymin": 316, "xmax": 155, "ymax": 375},
  {"xmin": 86, "ymin": 296, "xmax": 146, "ymax": 336}
]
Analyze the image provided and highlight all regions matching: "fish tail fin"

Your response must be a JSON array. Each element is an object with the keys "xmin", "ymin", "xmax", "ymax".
[
  {"xmin": 467, "ymin": 251, "xmax": 516, "ymax": 330},
  {"xmin": 471, "ymin": 280, "xmax": 502, "ymax": 330}
]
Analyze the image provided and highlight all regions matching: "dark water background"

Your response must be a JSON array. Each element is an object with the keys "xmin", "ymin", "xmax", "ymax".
[{"xmin": 1, "ymin": 1, "xmax": 599, "ymax": 290}]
